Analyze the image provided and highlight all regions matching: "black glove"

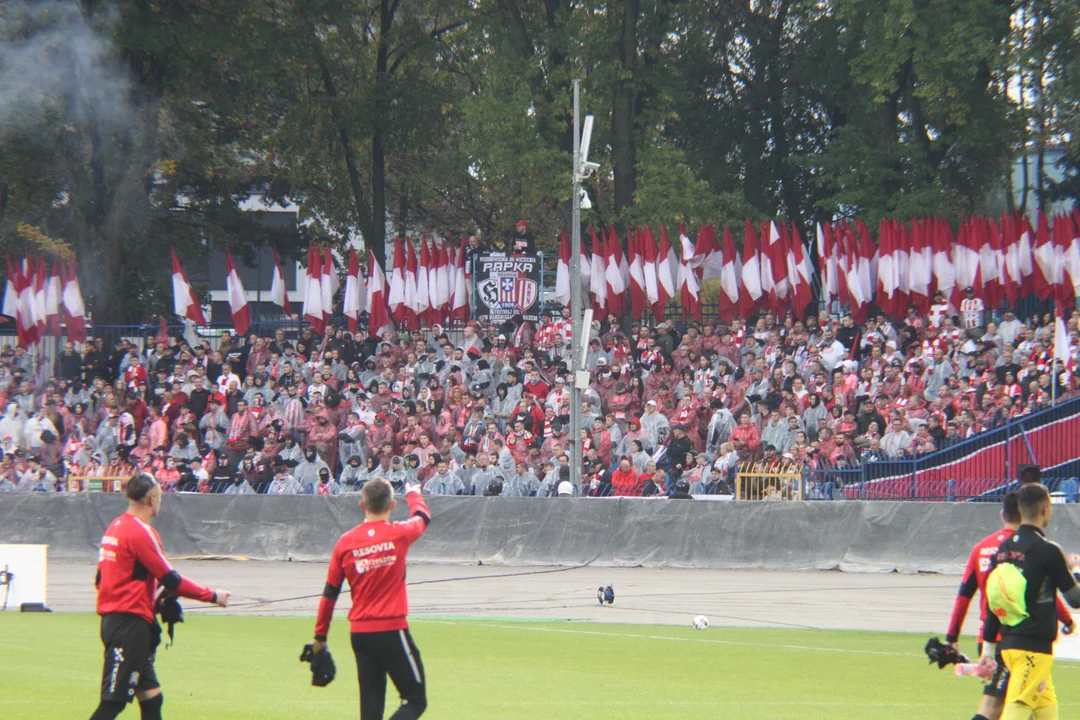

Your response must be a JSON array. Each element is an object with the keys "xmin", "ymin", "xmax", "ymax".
[
  {"xmin": 300, "ymin": 644, "xmax": 336, "ymax": 687},
  {"xmin": 155, "ymin": 593, "xmax": 184, "ymax": 648},
  {"xmin": 924, "ymin": 637, "xmax": 968, "ymax": 669}
]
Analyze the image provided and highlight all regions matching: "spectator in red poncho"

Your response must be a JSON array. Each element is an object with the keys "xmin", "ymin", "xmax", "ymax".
[{"xmin": 611, "ymin": 458, "xmax": 641, "ymax": 496}]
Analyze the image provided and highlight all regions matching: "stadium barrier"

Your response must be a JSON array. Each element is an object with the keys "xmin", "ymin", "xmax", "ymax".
[{"xmin": 8, "ymin": 494, "xmax": 1080, "ymax": 573}]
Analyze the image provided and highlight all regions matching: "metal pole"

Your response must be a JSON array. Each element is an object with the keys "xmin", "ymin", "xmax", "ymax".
[{"xmin": 569, "ymin": 78, "xmax": 583, "ymax": 488}]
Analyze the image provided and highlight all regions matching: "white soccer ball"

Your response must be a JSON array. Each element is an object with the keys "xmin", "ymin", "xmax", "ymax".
[{"xmin": 692, "ymin": 615, "xmax": 709, "ymax": 630}]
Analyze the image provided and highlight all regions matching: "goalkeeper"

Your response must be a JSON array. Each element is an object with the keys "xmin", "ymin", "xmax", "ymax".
[
  {"xmin": 311, "ymin": 478, "xmax": 430, "ymax": 720},
  {"xmin": 980, "ymin": 483, "xmax": 1080, "ymax": 720},
  {"xmin": 944, "ymin": 491, "xmax": 1074, "ymax": 720}
]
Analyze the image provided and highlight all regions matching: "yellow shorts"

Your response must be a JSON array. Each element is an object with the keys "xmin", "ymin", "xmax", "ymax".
[{"xmin": 1001, "ymin": 648, "xmax": 1057, "ymax": 710}]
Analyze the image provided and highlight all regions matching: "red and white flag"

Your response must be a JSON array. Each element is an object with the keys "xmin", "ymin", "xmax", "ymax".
[
  {"xmin": 416, "ymin": 237, "xmax": 431, "ymax": 323},
  {"xmin": 640, "ymin": 226, "xmax": 661, "ymax": 319},
  {"xmin": 321, "ymin": 248, "xmax": 338, "ymax": 325},
  {"xmin": 656, "ymin": 225, "xmax": 677, "ymax": 318},
  {"xmin": 451, "ymin": 235, "xmax": 470, "ymax": 323},
  {"xmin": 719, "ymin": 225, "xmax": 740, "ymax": 322},
  {"xmin": 404, "ymin": 238, "xmax": 420, "ymax": 330},
  {"xmin": 1032, "ymin": 211, "xmax": 1056, "ymax": 302},
  {"xmin": 171, "ymin": 249, "xmax": 207, "ymax": 327},
  {"xmin": 627, "ymin": 228, "xmax": 647, "ymax": 320},
  {"xmin": 3, "ymin": 258, "xmax": 22, "ymax": 345},
  {"xmin": 303, "ymin": 247, "xmax": 325, "ymax": 333},
  {"xmin": 32, "ymin": 258, "xmax": 47, "ymax": 339},
  {"xmin": 16, "ymin": 259, "xmax": 37, "ymax": 346},
  {"xmin": 343, "ymin": 247, "xmax": 365, "ymax": 333},
  {"xmin": 388, "ymin": 237, "xmax": 406, "ymax": 326},
  {"xmin": 1067, "ymin": 209, "xmax": 1080, "ymax": 302},
  {"xmin": 5, "ymin": 258, "xmax": 32, "ymax": 346},
  {"xmin": 604, "ymin": 227, "xmax": 626, "ymax": 316},
  {"xmin": 877, "ymin": 219, "xmax": 897, "ymax": 317},
  {"xmin": 270, "ymin": 248, "xmax": 292, "ymax": 316},
  {"xmin": 589, "ymin": 227, "xmax": 608, "ymax": 314},
  {"xmin": 367, "ymin": 251, "xmax": 392, "ymax": 337},
  {"xmin": 907, "ymin": 218, "xmax": 932, "ymax": 314},
  {"xmin": 787, "ymin": 224, "xmax": 813, "ymax": 321},
  {"xmin": 739, "ymin": 219, "xmax": 763, "ymax": 319},
  {"xmin": 225, "ymin": 249, "xmax": 250, "ymax": 336},
  {"xmin": 695, "ymin": 223, "xmax": 724, "ymax": 281},
  {"xmin": 677, "ymin": 225, "xmax": 701, "ymax": 320},
  {"xmin": 931, "ymin": 218, "xmax": 956, "ymax": 307},
  {"xmin": 46, "ymin": 260, "xmax": 62, "ymax": 337},
  {"xmin": 436, "ymin": 240, "xmax": 452, "ymax": 322},
  {"xmin": 1052, "ymin": 213, "xmax": 1076, "ymax": 308},
  {"xmin": 853, "ymin": 221, "xmax": 875, "ymax": 323},
  {"xmin": 554, "ymin": 230, "xmax": 572, "ymax": 306},
  {"xmin": 1002, "ymin": 213, "xmax": 1022, "ymax": 304},
  {"xmin": 61, "ymin": 258, "xmax": 87, "ymax": 343}
]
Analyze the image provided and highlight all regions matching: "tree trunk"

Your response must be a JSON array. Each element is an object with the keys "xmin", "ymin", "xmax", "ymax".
[
  {"xmin": 611, "ymin": 0, "xmax": 640, "ymax": 217},
  {"xmin": 370, "ymin": 0, "xmax": 400, "ymax": 268}
]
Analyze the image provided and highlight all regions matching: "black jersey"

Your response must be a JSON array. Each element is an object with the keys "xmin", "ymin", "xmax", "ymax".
[{"xmin": 984, "ymin": 524, "xmax": 1080, "ymax": 654}]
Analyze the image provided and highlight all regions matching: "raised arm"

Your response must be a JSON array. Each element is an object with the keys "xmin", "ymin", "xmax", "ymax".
[{"xmin": 132, "ymin": 524, "xmax": 226, "ymax": 606}]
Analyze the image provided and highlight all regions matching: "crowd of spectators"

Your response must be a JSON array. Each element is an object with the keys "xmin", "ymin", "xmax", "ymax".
[{"xmin": 0, "ymin": 286, "xmax": 1077, "ymax": 499}]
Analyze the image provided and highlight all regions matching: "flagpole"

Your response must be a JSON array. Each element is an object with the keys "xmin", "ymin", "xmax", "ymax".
[{"xmin": 569, "ymin": 79, "xmax": 583, "ymax": 489}]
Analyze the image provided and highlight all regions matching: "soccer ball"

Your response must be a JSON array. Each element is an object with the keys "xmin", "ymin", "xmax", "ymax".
[{"xmin": 692, "ymin": 615, "xmax": 709, "ymax": 630}]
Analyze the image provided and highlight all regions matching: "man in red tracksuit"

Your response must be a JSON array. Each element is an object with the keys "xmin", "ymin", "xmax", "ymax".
[
  {"xmin": 89, "ymin": 474, "xmax": 230, "ymax": 720},
  {"xmin": 944, "ymin": 490, "xmax": 1074, "ymax": 720},
  {"xmin": 313, "ymin": 477, "xmax": 431, "ymax": 719}
]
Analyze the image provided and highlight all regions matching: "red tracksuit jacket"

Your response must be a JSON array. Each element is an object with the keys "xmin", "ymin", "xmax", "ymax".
[
  {"xmin": 96, "ymin": 512, "xmax": 215, "ymax": 623},
  {"xmin": 315, "ymin": 492, "xmax": 430, "ymax": 638}
]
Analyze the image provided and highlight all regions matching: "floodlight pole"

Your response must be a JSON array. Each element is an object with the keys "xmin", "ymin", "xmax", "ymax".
[{"xmin": 569, "ymin": 78, "xmax": 583, "ymax": 489}]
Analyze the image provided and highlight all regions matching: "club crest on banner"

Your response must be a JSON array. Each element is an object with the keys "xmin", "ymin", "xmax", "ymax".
[{"xmin": 474, "ymin": 253, "xmax": 542, "ymax": 322}]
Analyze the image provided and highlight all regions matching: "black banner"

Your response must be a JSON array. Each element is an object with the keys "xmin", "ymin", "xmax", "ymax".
[{"xmin": 473, "ymin": 252, "xmax": 542, "ymax": 323}]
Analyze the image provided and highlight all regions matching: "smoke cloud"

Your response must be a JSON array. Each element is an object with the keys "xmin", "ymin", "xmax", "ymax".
[{"xmin": 0, "ymin": 2, "xmax": 132, "ymax": 136}]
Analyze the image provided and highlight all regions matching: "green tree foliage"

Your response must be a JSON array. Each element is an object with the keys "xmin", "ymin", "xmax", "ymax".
[{"xmin": 1, "ymin": 0, "xmax": 1078, "ymax": 321}]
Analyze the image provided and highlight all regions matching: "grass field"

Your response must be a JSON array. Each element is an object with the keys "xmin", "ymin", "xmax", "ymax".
[{"xmin": 5, "ymin": 613, "xmax": 1080, "ymax": 719}]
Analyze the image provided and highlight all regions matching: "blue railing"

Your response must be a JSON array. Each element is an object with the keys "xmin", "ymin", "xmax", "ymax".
[{"xmin": 802, "ymin": 393, "xmax": 1080, "ymax": 500}]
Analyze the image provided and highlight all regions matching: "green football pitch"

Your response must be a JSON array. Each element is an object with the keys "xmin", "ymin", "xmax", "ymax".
[{"xmin": 5, "ymin": 613, "xmax": 1080, "ymax": 719}]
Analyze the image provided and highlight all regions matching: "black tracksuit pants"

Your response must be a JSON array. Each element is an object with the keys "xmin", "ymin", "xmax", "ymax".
[{"xmin": 351, "ymin": 629, "xmax": 427, "ymax": 720}]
